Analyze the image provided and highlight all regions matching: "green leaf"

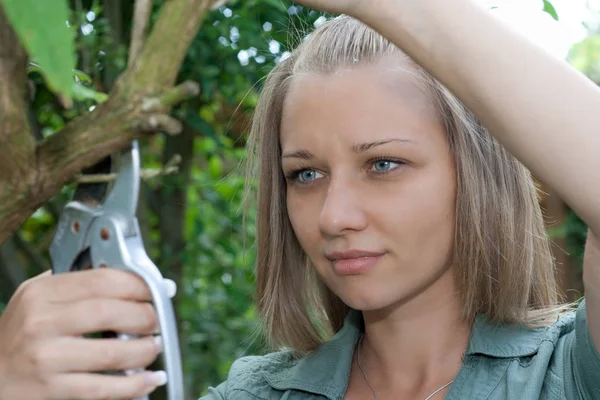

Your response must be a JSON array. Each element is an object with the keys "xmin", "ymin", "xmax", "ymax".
[
  {"xmin": 72, "ymin": 69, "xmax": 93, "ymax": 84},
  {"xmin": 208, "ymin": 156, "xmax": 223, "ymax": 178},
  {"xmin": 72, "ymin": 82, "xmax": 108, "ymax": 103},
  {"xmin": 542, "ymin": 0, "xmax": 559, "ymax": 21},
  {"xmin": 1, "ymin": 0, "xmax": 76, "ymax": 100}
]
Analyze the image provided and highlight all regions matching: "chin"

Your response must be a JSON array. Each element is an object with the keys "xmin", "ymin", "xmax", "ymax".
[
  {"xmin": 330, "ymin": 277, "xmax": 433, "ymax": 313},
  {"xmin": 335, "ymin": 287, "xmax": 401, "ymax": 312}
]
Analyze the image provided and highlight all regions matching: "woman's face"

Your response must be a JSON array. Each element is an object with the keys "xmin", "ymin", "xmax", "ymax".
[{"xmin": 280, "ymin": 60, "xmax": 458, "ymax": 312}]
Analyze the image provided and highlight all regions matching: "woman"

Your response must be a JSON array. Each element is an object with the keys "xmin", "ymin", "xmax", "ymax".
[{"xmin": 0, "ymin": 0, "xmax": 598, "ymax": 399}]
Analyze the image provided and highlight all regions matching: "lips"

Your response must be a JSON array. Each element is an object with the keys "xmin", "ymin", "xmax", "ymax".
[{"xmin": 326, "ymin": 250, "xmax": 386, "ymax": 275}]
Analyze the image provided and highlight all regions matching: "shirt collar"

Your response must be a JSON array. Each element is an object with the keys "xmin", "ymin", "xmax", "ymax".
[
  {"xmin": 263, "ymin": 309, "xmax": 549, "ymax": 398},
  {"xmin": 262, "ymin": 310, "xmax": 362, "ymax": 400},
  {"xmin": 466, "ymin": 313, "xmax": 549, "ymax": 358}
]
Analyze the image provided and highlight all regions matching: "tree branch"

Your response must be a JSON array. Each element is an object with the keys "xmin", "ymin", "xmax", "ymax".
[
  {"xmin": 0, "ymin": 5, "xmax": 35, "ymax": 211},
  {"xmin": 143, "ymin": 81, "xmax": 200, "ymax": 111},
  {"xmin": 133, "ymin": 113, "xmax": 184, "ymax": 135},
  {"xmin": 124, "ymin": 0, "xmax": 216, "ymax": 95},
  {"xmin": 0, "ymin": 0, "xmax": 218, "ymax": 244},
  {"xmin": 128, "ymin": 0, "xmax": 153, "ymax": 68}
]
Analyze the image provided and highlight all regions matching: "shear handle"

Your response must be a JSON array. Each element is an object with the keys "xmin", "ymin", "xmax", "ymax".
[{"xmin": 88, "ymin": 213, "xmax": 185, "ymax": 400}]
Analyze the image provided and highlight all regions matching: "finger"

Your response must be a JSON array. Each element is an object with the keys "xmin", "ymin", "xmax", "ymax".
[
  {"xmin": 44, "ymin": 268, "xmax": 152, "ymax": 303},
  {"xmin": 47, "ymin": 336, "xmax": 161, "ymax": 373},
  {"xmin": 49, "ymin": 370, "xmax": 167, "ymax": 400},
  {"xmin": 48, "ymin": 298, "xmax": 158, "ymax": 336},
  {"xmin": 32, "ymin": 270, "xmax": 52, "ymax": 280},
  {"xmin": 44, "ymin": 269, "xmax": 176, "ymax": 302}
]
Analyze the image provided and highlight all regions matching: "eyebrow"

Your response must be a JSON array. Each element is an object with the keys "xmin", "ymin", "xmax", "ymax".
[
  {"xmin": 352, "ymin": 138, "xmax": 416, "ymax": 153},
  {"xmin": 281, "ymin": 138, "xmax": 416, "ymax": 160}
]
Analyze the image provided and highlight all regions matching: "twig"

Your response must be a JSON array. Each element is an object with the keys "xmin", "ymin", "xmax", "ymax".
[
  {"xmin": 74, "ymin": 154, "xmax": 182, "ymax": 184},
  {"xmin": 143, "ymin": 81, "xmax": 200, "ymax": 111},
  {"xmin": 133, "ymin": 113, "xmax": 183, "ymax": 135},
  {"xmin": 128, "ymin": 0, "xmax": 153, "ymax": 67}
]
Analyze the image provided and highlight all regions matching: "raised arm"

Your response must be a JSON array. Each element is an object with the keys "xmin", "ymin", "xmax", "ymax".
[{"xmin": 295, "ymin": 0, "xmax": 600, "ymax": 356}]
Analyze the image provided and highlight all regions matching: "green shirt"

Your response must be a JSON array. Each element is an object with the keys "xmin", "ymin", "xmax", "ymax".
[{"xmin": 200, "ymin": 300, "xmax": 600, "ymax": 399}]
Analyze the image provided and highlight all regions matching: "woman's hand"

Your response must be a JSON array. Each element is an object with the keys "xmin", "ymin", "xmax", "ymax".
[{"xmin": 0, "ymin": 268, "xmax": 172, "ymax": 400}]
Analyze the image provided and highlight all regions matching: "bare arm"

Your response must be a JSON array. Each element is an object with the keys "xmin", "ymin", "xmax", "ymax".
[{"xmin": 355, "ymin": 0, "xmax": 600, "ymax": 347}]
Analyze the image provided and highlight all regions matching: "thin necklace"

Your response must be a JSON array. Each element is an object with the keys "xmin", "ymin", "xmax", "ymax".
[{"xmin": 356, "ymin": 335, "xmax": 454, "ymax": 400}]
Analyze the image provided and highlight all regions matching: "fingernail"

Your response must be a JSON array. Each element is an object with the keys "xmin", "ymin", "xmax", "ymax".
[
  {"xmin": 146, "ymin": 370, "xmax": 167, "ymax": 387},
  {"xmin": 164, "ymin": 279, "xmax": 177, "ymax": 298},
  {"xmin": 153, "ymin": 335, "xmax": 163, "ymax": 352}
]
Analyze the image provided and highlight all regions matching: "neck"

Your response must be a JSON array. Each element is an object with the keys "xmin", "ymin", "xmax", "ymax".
[{"xmin": 360, "ymin": 267, "xmax": 471, "ymax": 395}]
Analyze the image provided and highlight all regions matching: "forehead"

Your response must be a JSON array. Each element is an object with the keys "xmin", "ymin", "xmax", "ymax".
[{"xmin": 280, "ymin": 59, "xmax": 441, "ymax": 149}]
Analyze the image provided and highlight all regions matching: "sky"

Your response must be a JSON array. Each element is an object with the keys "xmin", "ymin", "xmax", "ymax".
[{"xmin": 484, "ymin": 0, "xmax": 599, "ymax": 58}]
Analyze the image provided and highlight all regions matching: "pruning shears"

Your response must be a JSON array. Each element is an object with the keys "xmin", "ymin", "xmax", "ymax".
[{"xmin": 49, "ymin": 141, "xmax": 184, "ymax": 400}]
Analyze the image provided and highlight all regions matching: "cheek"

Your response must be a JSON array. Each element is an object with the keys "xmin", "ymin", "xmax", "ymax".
[
  {"xmin": 286, "ymin": 190, "xmax": 320, "ymax": 251},
  {"xmin": 370, "ymin": 162, "xmax": 455, "ymax": 258},
  {"xmin": 392, "ymin": 166, "xmax": 456, "ymax": 261}
]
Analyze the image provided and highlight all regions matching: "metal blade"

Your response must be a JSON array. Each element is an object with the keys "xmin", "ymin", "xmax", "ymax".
[{"xmin": 73, "ymin": 156, "xmax": 112, "ymax": 207}]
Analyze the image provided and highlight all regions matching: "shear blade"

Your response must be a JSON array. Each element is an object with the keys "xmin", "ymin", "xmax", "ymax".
[{"xmin": 73, "ymin": 156, "xmax": 113, "ymax": 206}]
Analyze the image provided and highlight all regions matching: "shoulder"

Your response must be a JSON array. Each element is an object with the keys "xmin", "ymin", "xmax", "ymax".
[
  {"xmin": 228, "ymin": 351, "xmax": 297, "ymax": 380},
  {"xmin": 525, "ymin": 300, "xmax": 600, "ymax": 399},
  {"xmin": 539, "ymin": 304, "xmax": 578, "ymax": 349},
  {"xmin": 218, "ymin": 351, "xmax": 299, "ymax": 398},
  {"xmin": 462, "ymin": 300, "xmax": 600, "ymax": 399},
  {"xmin": 550, "ymin": 299, "xmax": 600, "ymax": 399},
  {"xmin": 468, "ymin": 301, "xmax": 580, "ymax": 358}
]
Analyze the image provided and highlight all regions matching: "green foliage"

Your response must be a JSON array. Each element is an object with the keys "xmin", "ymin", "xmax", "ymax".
[
  {"xmin": 181, "ymin": 136, "xmax": 261, "ymax": 394},
  {"xmin": 569, "ymin": 35, "xmax": 600, "ymax": 84},
  {"xmin": 543, "ymin": 0, "xmax": 559, "ymax": 21},
  {"xmin": 72, "ymin": 82, "xmax": 108, "ymax": 103},
  {"xmin": 1, "ymin": 0, "xmax": 76, "ymax": 100}
]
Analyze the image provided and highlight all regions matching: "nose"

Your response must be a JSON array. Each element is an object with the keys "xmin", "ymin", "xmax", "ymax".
[{"xmin": 319, "ymin": 177, "xmax": 368, "ymax": 237}]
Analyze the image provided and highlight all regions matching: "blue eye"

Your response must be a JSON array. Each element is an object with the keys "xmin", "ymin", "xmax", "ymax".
[
  {"xmin": 297, "ymin": 169, "xmax": 322, "ymax": 182},
  {"xmin": 372, "ymin": 160, "xmax": 400, "ymax": 172},
  {"xmin": 285, "ymin": 168, "xmax": 323, "ymax": 183}
]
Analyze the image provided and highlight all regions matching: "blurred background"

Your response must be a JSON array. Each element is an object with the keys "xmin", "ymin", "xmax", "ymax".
[{"xmin": 0, "ymin": 0, "xmax": 596, "ymax": 398}]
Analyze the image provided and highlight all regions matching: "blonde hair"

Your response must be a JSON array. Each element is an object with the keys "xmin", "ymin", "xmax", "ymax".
[{"xmin": 246, "ymin": 15, "xmax": 567, "ymax": 354}]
